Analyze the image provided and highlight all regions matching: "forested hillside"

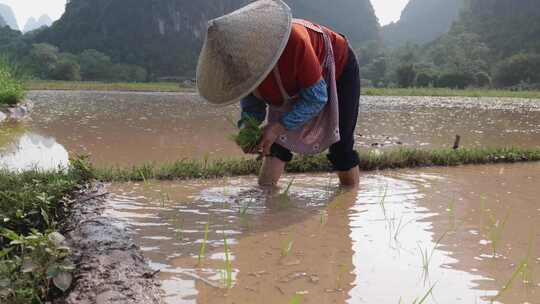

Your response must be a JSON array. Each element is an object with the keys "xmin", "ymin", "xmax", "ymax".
[
  {"xmin": 381, "ymin": 0, "xmax": 462, "ymax": 48},
  {"xmin": 33, "ymin": 0, "xmax": 380, "ymax": 78},
  {"xmin": 459, "ymin": 0, "xmax": 540, "ymax": 56}
]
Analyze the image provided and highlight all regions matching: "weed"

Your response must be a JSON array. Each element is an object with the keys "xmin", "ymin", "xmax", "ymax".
[{"xmin": 197, "ymin": 222, "xmax": 209, "ymax": 265}]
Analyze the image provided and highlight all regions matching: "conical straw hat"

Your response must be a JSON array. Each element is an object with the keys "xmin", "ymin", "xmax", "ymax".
[{"xmin": 196, "ymin": 0, "xmax": 292, "ymax": 105}]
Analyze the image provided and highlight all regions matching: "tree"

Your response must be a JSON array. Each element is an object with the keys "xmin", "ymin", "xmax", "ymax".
[
  {"xmin": 396, "ymin": 64, "xmax": 416, "ymax": 88},
  {"xmin": 78, "ymin": 49, "xmax": 112, "ymax": 81},
  {"xmin": 436, "ymin": 72, "xmax": 475, "ymax": 89},
  {"xmin": 494, "ymin": 53, "xmax": 540, "ymax": 87},
  {"xmin": 50, "ymin": 58, "xmax": 81, "ymax": 81},
  {"xmin": 28, "ymin": 43, "xmax": 59, "ymax": 79},
  {"xmin": 362, "ymin": 57, "xmax": 387, "ymax": 87},
  {"xmin": 109, "ymin": 63, "xmax": 147, "ymax": 82}
]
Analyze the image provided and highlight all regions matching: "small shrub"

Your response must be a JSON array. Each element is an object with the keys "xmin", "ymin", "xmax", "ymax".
[
  {"xmin": 416, "ymin": 72, "xmax": 438, "ymax": 88},
  {"xmin": 0, "ymin": 56, "xmax": 24, "ymax": 106}
]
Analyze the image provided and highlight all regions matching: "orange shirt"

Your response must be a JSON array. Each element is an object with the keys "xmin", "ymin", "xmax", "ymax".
[{"xmin": 257, "ymin": 20, "xmax": 349, "ymax": 106}]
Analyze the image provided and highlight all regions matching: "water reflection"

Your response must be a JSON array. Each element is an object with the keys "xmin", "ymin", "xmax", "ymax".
[
  {"xmin": 105, "ymin": 165, "xmax": 540, "ymax": 304},
  {"xmin": 0, "ymin": 132, "xmax": 69, "ymax": 171}
]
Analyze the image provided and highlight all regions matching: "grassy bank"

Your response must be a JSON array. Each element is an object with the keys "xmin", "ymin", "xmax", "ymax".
[
  {"xmin": 363, "ymin": 87, "xmax": 540, "ymax": 99},
  {"xmin": 26, "ymin": 80, "xmax": 194, "ymax": 93},
  {"xmin": 0, "ymin": 58, "xmax": 25, "ymax": 106},
  {"xmin": 94, "ymin": 146, "xmax": 540, "ymax": 182},
  {"xmin": 25, "ymin": 80, "xmax": 540, "ymax": 99},
  {"xmin": 0, "ymin": 158, "xmax": 93, "ymax": 303}
]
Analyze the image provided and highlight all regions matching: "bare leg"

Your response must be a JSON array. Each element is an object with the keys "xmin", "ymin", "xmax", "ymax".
[
  {"xmin": 336, "ymin": 166, "xmax": 360, "ymax": 188},
  {"xmin": 258, "ymin": 156, "xmax": 286, "ymax": 187}
]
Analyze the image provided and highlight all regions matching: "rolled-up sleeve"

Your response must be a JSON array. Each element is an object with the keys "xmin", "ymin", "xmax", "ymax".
[{"xmin": 281, "ymin": 78, "xmax": 328, "ymax": 131}]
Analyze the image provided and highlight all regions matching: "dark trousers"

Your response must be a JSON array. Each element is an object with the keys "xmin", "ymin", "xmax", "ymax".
[{"xmin": 271, "ymin": 46, "xmax": 361, "ymax": 171}]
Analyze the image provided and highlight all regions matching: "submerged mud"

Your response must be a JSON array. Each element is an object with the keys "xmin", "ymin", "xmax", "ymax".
[
  {"xmin": 106, "ymin": 163, "xmax": 540, "ymax": 304},
  {"xmin": 60, "ymin": 185, "xmax": 164, "ymax": 304}
]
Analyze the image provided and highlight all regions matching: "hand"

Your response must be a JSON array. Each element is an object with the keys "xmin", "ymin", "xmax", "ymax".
[{"xmin": 257, "ymin": 123, "xmax": 286, "ymax": 156}]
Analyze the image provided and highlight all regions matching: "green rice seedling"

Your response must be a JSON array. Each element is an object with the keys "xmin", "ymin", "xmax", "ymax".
[
  {"xmin": 419, "ymin": 233, "xmax": 447, "ymax": 284},
  {"xmin": 278, "ymin": 178, "xmax": 295, "ymax": 209},
  {"xmin": 288, "ymin": 294, "xmax": 303, "ymax": 304},
  {"xmin": 493, "ymin": 234, "xmax": 535, "ymax": 301},
  {"xmin": 174, "ymin": 216, "xmax": 184, "ymax": 241},
  {"xmin": 221, "ymin": 232, "xmax": 233, "ymax": 289},
  {"xmin": 379, "ymin": 183, "xmax": 388, "ymax": 219},
  {"xmin": 231, "ymin": 117, "xmax": 262, "ymax": 152},
  {"xmin": 480, "ymin": 198, "xmax": 510, "ymax": 257},
  {"xmin": 412, "ymin": 283, "xmax": 436, "ymax": 304},
  {"xmin": 197, "ymin": 222, "xmax": 210, "ymax": 265},
  {"xmin": 447, "ymin": 200, "xmax": 456, "ymax": 230},
  {"xmin": 159, "ymin": 191, "xmax": 170, "ymax": 208},
  {"xmin": 139, "ymin": 169, "xmax": 150, "ymax": 191},
  {"xmin": 319, "ymin": 210, "xmax": 327, "ymax": 225},
  {"xmin": 281, "ymin": 233, "xmax": 294, "ymax": 258}
]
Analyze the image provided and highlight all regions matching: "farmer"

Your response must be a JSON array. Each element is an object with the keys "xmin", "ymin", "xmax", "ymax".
[{"xmin": 196, "ymin": 0, "xmax": 361, "ymax": 187}]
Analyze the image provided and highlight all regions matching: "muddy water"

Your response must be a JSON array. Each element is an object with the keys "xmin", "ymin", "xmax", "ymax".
[
  {"xmin": 106, "ymin": 163, "xmax": 540, "ymax": 304},
  {"xmin": 0, "ymin": 91, "xmax": 539, "ymax": 169}
]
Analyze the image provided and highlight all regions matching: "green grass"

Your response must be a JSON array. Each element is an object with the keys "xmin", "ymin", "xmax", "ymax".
[
  {"xmin": 0, "ymin": 57, "xmax": 25, "ymax": 106},
  {"xmin": 93, "ymin": 146, "xmax": 540, "ymax": 182},
  {"xmin": 363, "ymin": 87, "xmax": 540, "ymax": 99},
  {"xmin": 0, "ymin": 156, "xmax": 93, "ymax": 303},
  {"xmin": 25, "ymin": 80, "xmax": 194, "ymax": 93}
]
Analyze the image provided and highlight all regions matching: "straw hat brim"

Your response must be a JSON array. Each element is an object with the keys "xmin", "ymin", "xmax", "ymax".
[{"xmin": 196, "ymin": 0, "xmax": 293, "ymax": 106}]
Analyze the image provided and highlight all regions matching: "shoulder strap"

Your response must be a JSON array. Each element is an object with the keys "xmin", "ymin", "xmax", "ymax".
[
  {"xmin": 273, "ymin": 66, "xmax": 290, "ymax": 102},
  {"xmin": 293, "ymin": 19, "xmax": 324, "ymax": 34}
]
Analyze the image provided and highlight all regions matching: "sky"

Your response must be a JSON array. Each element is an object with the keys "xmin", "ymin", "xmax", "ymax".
[
  {"xmin": 0, "ymin": 0, "xmax": 66, "ymax": 29},
  {"xmin": 371, "ymin": 0, "xmax": 410, "ymax": 25},
  {"xmin": 0, "ymin": 0, "xmax": 409, "ymax": 29}
]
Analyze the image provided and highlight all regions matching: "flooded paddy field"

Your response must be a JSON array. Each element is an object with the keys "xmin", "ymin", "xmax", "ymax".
[
  {"xmin": 106, "ymin": 163, "xmax": 540, "ymax": 304},
  {"xmin": 1, "ymin": 91, "xmax": 539, "ymax": 303},
  {"xmin": 0, "ymin": 91, "xmax": 539, "ymax": 169}
]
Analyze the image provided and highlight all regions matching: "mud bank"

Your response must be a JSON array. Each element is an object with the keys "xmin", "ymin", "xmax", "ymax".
[
  {"xmin": 0, "ymin": 100, "xmax": 33, "ymax": 123},
  {"xmin": 59, "ymin": 184, "xmax": 164, "ymax": 304}
]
